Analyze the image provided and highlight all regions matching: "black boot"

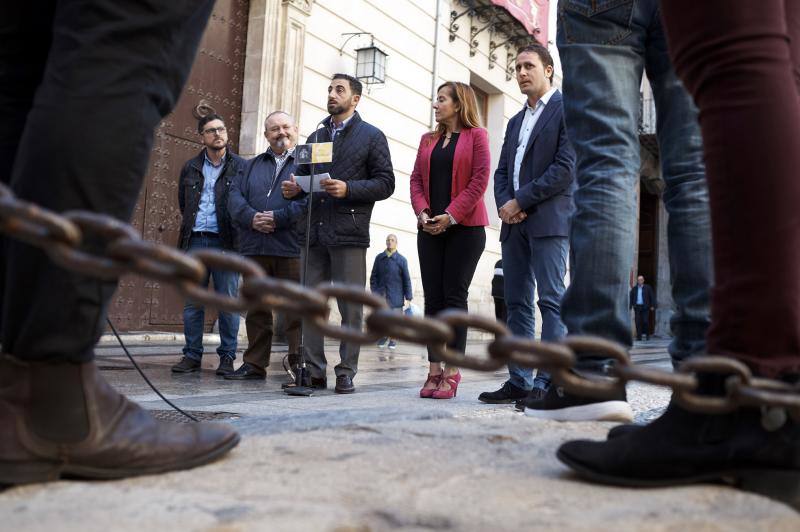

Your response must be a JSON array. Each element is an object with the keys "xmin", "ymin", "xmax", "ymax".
[
  {"xmin": 557, "ymin": 401, "xmax": 800, "ymax": 509},
  {"xmin": 0, "ymin": 354, "xmax": 239, "ymax": 484}
]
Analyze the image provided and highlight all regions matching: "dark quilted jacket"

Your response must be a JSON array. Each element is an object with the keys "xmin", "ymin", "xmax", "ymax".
[{"xmin": 293, "ymin": 112, "xmax": 395, "ymax": 247}]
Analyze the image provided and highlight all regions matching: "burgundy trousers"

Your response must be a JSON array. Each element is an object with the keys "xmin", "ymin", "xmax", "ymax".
[{"xmin": 660, "ymin": 0, "xmax": 800, "ymax": 377}]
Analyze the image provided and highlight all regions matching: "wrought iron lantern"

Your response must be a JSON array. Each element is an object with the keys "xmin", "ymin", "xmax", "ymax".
[{"xmin": 354, "ymin": 43, "xmax": 388, "ymax": 85}]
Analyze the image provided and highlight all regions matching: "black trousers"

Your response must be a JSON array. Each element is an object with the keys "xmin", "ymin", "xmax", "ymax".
[
  {"xmin": 417, "ymin": 225, "xmax": 485, "ymax": 362},
  {"xmin": 494, "ymin": 297, "xmax": 507, "ymax": 324},
  {"xmin": 634, "ymin": 305, "xmax": 650, "ymax": 339},
  {"xmin": 0, "ymin": 1, "xmax": 214, "ymax": 362}
]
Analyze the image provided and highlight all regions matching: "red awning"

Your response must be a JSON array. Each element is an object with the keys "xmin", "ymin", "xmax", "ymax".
[{"xmin": 490, "ymin": 0, "xmax": 548, "ymax": 42}]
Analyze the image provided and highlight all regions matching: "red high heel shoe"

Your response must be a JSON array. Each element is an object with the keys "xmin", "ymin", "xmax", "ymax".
[
  {"xmin": 432, "ymin": 370, "xmax": 461, "ymax": 399},
  {"xmin": 419, "ymin": 373, "xmax": 443, "ymax": 398}
]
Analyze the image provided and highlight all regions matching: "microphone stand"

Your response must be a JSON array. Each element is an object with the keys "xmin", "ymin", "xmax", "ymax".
[{"xmin": 285, "ymin": 117, "xmax": 329, "ymax": 396}]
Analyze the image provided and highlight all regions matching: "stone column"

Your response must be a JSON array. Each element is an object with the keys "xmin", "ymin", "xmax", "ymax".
[{"xmin": 240, "ymin": 0, "xmax": 313, "ymax": 158}]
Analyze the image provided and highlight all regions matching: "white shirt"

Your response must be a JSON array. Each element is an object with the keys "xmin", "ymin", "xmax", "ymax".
[{"xmin": 513, "ymin": 87, "xmax": 557, "ymax": 191}]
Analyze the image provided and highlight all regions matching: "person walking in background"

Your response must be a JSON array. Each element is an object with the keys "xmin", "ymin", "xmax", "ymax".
[
  {"xmin": 629, "ymin": 274, "xmax": 655, "ymax": 341},
  {"xmin": 492, "ymin": 259, "xmax": 506, "ymax": 324},
  {"xmin": 370, "ymin": 234, "xmax": 413, "ymax": 350},
  {"xmin": 410, "ymin": 81, "xmax": 490, "ymax": 400},
  {"xmin": 522, "ymin": 0, "xmax": 712, "ymax": 422},
  {"xmin": 225, "ymin": 111, "xmax": 304, "ymax": 381},
  {"xmin": 479, "ymin": 43, "xmax": 576, "ymax": 407},
  {"xmin": 172, "ymin": 114, "xmax": 244, "ymax": 377},
  {"xmin": 282, "ymin": 73, "xmax": 395, "ymax": 394}
]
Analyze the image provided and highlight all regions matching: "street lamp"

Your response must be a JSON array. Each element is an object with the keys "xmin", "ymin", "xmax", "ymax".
[
  {"xmin": 339, "ymin": 32, "xmax": 389, "ymax": 88},
  {"xmin": 355, "ymin": 43, "xmax": 388, "ymax": 85}
]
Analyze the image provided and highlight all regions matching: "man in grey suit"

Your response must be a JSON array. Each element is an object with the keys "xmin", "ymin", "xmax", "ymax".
[{"xmin": 478, "ymin": 43, "xmax": 576, "ymax": 405}]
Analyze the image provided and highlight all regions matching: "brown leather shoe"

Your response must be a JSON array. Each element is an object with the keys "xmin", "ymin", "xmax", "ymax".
[{"xmin": 0, "ymin": 354, "xmax": 239, "ymax": 484}]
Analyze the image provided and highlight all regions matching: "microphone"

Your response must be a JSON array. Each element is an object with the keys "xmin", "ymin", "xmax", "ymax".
[{"xmin": 283, "ymin": 114, "xmax": 334, "ymax": 398}]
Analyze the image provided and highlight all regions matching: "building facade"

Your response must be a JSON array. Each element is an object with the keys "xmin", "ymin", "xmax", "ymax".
[{"xmin": 109, "ymin": 0, "xmax": 672, "ymax": 340}]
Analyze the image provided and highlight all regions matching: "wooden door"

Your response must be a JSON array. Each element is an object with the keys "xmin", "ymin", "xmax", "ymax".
[{"xmin": 108, "ymin": 0, "xmax": 249, "ymax": 331}]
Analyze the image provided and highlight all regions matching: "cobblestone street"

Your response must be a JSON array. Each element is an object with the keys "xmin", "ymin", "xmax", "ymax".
[{"xmin": 2, "ymin": 337, "xmax": 798, "ymax": 531}]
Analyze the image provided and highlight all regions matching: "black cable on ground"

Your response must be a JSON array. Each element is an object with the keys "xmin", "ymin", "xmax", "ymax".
[{"xmin": 106, "ymin": 318, "xmax": 198, "ymax": 422}]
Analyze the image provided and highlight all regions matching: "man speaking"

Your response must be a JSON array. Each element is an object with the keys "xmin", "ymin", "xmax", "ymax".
[{"xmin": 282, "ymin": 73, "xmax": 395, "ymax": 394}]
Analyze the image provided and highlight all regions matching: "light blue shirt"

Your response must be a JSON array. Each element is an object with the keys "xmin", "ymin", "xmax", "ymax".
[
  {"xmin": 513, "ymin": 87, "xmax": 557, "ymax": 191},
  {"xmin": 636, "ymin": 286, "xmax": 644, "ymax": 305},
  {"xmin": 329, "ymin": 113, "xmax": 355, "ymax": 141},
  {"xmin": 193, "ymin": 152, "xmax": 225, "ymax": 233}
]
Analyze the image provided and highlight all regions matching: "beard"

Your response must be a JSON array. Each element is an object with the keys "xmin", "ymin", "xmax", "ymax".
[{"xmin": 327, "ymin": 102, "xmax": 347, "ymax": 115}]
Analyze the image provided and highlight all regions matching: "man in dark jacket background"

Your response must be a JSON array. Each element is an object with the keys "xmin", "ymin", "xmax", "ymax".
[
  {"xmin": 225, "ymin": 111, "xmax": 304, "ymax": 380},
  {"xmin": 172, "ymin": 114, "xmax": 244, "ymax": 376},
  {"xmin": 282, "ymin": 73, "xmax": 395, "ymax": 394},
  {"xmin": 370, "ymin": 234, "xmax": 413, "ymax": 349},
  {"xmin": 629, "ymin": 274, "xmax": 656, "ymax": 341}
]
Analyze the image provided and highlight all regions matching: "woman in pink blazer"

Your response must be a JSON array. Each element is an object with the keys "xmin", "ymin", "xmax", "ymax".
[{"xmin": 410, "ymin": 81, "xmax": 490, "ymax": 399}]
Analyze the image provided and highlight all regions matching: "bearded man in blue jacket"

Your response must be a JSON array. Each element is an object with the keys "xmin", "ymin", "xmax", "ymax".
[{"xmin": 226, "ymin": 111, "xmax": 304, "ymax": 381}]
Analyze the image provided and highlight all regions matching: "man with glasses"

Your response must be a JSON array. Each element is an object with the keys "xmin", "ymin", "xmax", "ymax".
[{"xmin": 171, "ymin": 114, "xmax": 244, "ymax": 376}]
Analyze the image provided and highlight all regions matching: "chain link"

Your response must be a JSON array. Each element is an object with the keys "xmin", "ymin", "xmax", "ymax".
[{"xmin": 1, "ymin": 185, "xmax": 799, "ymax": 417}]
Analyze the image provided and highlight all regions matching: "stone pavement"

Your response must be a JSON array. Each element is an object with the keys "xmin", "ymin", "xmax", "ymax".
[{"xmin": 2, "ymin": 336, "xmax": 798, "ymax": 531}]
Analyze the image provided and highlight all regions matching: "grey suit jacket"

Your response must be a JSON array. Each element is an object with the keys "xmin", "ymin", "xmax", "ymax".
[{"xmin": 494, "ymin": 90, "xmax": 576, "ymax": 240}]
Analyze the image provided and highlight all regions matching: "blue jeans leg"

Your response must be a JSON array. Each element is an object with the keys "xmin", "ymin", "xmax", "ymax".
[
  {"xmin": 502, "ymin": 224, "xmax": 535, "ymax": 390},
  {"xmin": 182, "ymin": 260, "xmax": 209, "ymax": 362},
  {"xmin": 557, "ymin": 0, "xmax": 711, "ymax": 372},
  {"xmin": 530, "ymin": 236, "xmax": 569, "ymax": 389},
  {"xmin": 181, "ymin": 234, "xmax": 240, "ymax": 361},
  {"xmin": 210, "ymin": 263, "xmax": 240, "ymax": 359},
  {"xmin": 645, "ymin": 18, "xmax": 712, "ymax": 367}
]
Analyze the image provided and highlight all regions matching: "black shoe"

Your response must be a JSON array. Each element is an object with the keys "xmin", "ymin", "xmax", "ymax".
[
  {"xmin": 224, "ymin": 362, "xmax": 266, "ymax": 380},
  {"xmin": 557, "ymin": 402, "xmax": 800, "ymax": 510},
  {"xmin": 515, "ymin": 387, "xmax": 547, "ymax": 412},
  {"xmin": 171, "ymin": 356, "xmax": 201, "ymax": 373},
  {"xmin": 215, "ymin": 356, "xmax": 235, "ymax": 376},
  {"xmin": 524, "ymin": 383, "xmax": 633, "ymax": 422},
  {"xmin": 478, "ymin": 381, "xmax": 528, "ymax": 404},
  {"xmin": 335, "ymin": 375, "xmax": 355, "ymax": 394}
]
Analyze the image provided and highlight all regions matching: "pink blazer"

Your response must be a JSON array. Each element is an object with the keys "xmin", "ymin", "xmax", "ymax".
[{"xmin": 409, "ymin": 127, "xmax": 490, "ymax": 227}]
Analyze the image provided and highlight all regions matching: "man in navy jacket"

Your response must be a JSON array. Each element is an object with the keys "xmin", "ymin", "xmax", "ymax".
[
  {"xmin": 282, "ymin": 74, "xmax": 395, "ymax": 394},
  {"xmin": 479, "ymin": 43, "xmax": 576, "ymax": 407},
  {"xmin": 226, "ymin": 111, "xmax": 304, "ymax": 380},
  {"xmin": 369, "ymin": 234, "xmax": 413, "ymax": 349}
]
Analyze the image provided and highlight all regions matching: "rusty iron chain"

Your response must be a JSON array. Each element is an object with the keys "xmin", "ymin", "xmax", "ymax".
[{"xmin": 1, "ymin": 181, "xmax": 799, "ymax": 418}]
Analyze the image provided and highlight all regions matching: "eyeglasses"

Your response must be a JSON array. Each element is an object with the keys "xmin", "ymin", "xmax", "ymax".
[{"xmin": 202, "ymin": 126, "xmax": 226, "ymax": 135}]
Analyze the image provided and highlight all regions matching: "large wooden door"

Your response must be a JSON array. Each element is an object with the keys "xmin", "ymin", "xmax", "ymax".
[
  {"xmin": 636, "ymin": 189, "xmax": 659, "ymax": 335},
  {"xmin": 108, "ymin": 0, "xmax": 249, "ymax": 331}
]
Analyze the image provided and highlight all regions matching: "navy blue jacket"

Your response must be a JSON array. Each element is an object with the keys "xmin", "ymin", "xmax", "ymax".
[
  {"xmin": 178, "ymin": 149, "xmax": 245, "ymax": 250},
  {"xmin": 293, "ymin": 112, "xmax": 395, "ymax": 248},
  {"xmin": 494, "ymin": 90, "xmax": 576, "ymax": 240},
  {"xmin": 228, "ymin": 150, "xmax": 303, "ymax": 257},
  {"xmin": 629, "ymin": 284, "xmax": 656, "ymax": 308},
  {"xmin": 369, "ymin": 251, "xmax": 412, "ymax": 308}
]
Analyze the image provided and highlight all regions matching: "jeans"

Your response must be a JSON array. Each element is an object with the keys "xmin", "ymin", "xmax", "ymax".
[
  {"xmin": 557, "ymin": 0, "xmax": 712, "ymax": 371},
  {"xmin": 661, "ymin": 0, "xmax": 800, "ymax": 378},
  {"xmin": 182, "ymin": 234, "xmax": 240, "ymax": 361},
  {"xmin": 0, "ymin": 1, "xmax": 214, "ymax": 362},
  {"xmin": 502, "ymin": 227, "xmax": 569, "ymax": 390}
]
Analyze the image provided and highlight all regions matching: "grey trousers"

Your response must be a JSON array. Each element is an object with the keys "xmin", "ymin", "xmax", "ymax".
[{"xmin": 302, "ymin": 245, "xmax": 367, "ymax": 379}]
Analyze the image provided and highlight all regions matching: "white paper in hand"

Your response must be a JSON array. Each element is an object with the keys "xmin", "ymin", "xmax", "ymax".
[{"xmin": 296, "ymin": 172, "xmax": 329, "ymax": 193}]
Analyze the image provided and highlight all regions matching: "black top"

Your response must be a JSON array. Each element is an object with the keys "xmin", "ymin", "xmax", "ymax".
[{"xmin": 428, "ymin": 132, "xmax": 460, "ymax": 215}]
